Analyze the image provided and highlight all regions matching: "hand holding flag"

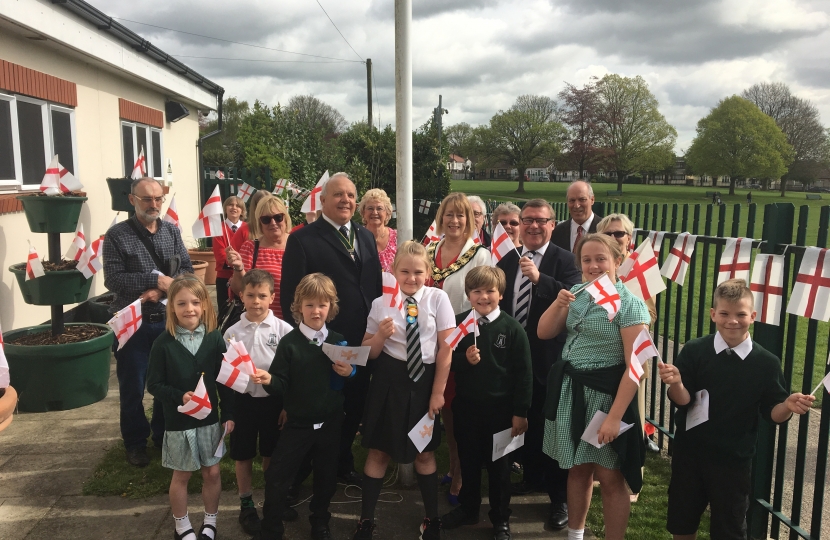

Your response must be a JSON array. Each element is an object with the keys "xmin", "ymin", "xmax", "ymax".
[
  {"xmin": 223, "ymin": 338, "xmax": 256, "ymax": 376},
  {"xmin": 444, "ymin": 310, "xmax": 479, "ymax": 350},
  {"xmin": 628, "ymin": 328, "xmax": 660, "ymax": 384},
  {"xmin": 178, "ymin": 374, "xmax": 212, "ymax": 419},
  {"xmin": 381, "ymin": 272, "xmax": 405, "ymax": 320},
  {"xmin": 584, "ymin": 273, "xmax": 621, "ymax": 320},
  {"xmin": 490, "ymin": 222, "xmax": 519, "ymax": 266}
]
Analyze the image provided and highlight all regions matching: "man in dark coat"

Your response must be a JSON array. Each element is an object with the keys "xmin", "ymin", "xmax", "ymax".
[{"xmin": 550, "ymin": 180, "xmax": 597, "ymax": 252}]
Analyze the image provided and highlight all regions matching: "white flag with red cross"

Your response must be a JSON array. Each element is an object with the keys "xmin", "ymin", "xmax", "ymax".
[
  {"xmin": 65, "ymin": 222, "xmax": 86, "ymax": 261},
  {"xmin": 217, "ymin": 361, "xmax": 250, "ymax": 393},
  {"xmin": 130, "ymin": 147, "xmax": 146, "ymax": 180},
  {"xmin": 786, "ymin": 247, "xmax": 830, "ymax": 321},
  {"xmin": 177, "ymin": 374, "xmax": 212, "ymax": 420},
  {"xmin": 619, "ymin": 238, "xmax": 666, "ymax": 301},
  {"xmin": 216, "ymin": 169, "xmax": 225, "ymax": 180},
  {"xmin": 418, "ymin": 200, "xmax": 432, "ymax": 214},
  {"xmin": 237, "ymin": 182, "xmax": 256, "ymax": 203},
  {"xmin": 628, "ymin": 328, "xmax": 659, "ymax": 384},
  {"xmin": 107, "ymin": 298, "xmax": 143, "ymax": 351},
  {"xmin": 717, "ymin": 237, "xmax": 753, "ymax": 285},
  {"xmin": 490, "ymin": 222, "xmax": 515, "ymax": 266},
  {"xmin": 273, "ymin": 178, "xmax": 289, "ymax": 196},
  {"xmin": 661, "ymin": 233, "xmax": 697, "ymax": 286},
  {"xmin": 301, "ymin": 171, "xmax": 329, "ymax": 213},
  {"xmin": 647, "ymin": 231, "xmax": 666, "ymax": 255},
  {"xmin": 585, "ymin": 273, "xmax": 621, "ymax": 320},
  {"xmin": 57, "ymin": 163, "xmax": 83, "ymax": 193},
  {"xmin": 629, "ymin": 229, "xmax": 640, "ymax": 253},
  {"xmin": 750, "ymin": 254, "xmax": 784, "ymax": 326},
  {"xmin": 422, "ymin": 220, "xmax": 441, "ymax": 246},
  {"xmin": 39, "ymin": 155, "xmax": 83, "ymax": 195},
  {"xmin": 191, "ymin": 186, "xmax": 224, "ymax": 239},
  {"xmin": 25, "ymin": 244, "xmax": 45, "ymax": 281},
  {"xmin": 163, "ymin": 195, "xmax": 182, "ymax": 233},
  {"xmin": 0, "ymin": 320, "xmax": 9, "ymax": 388},
  {"xmin": 222, "ymin": 338, "xmax": 256, "ymax": 376},
  {"xmin": 444, "ymin": 310, "xmax": 479, "ymax": 350},
  {"xmin": 77, "ymin": 236, "xmax": 103, "ymax": 279},
  {"xmin": 381, "ymin": 272, "xmax": 405, "ymax": 320},
  {"xmin": 472, "ymin": 228, "xmax": 482, "ymax": 245}
]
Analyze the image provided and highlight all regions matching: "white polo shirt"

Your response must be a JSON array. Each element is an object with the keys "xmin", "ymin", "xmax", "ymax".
[
  {"xmin": 224, "ymin": 311, "xmax": 293, "ymax": 397},
  {"xmin": 366, "ymin": 285, "xmax": 455, "ymax": 364}
]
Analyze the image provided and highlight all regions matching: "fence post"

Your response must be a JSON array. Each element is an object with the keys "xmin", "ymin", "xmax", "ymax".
[{"xmin": 748, "ymin": 203, "xmax": 795, "ymax": 540}]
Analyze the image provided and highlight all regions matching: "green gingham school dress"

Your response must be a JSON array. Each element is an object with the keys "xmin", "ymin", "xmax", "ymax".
[{"xmin": 542, "ymin": 280, "xmax": 649, "ymax": 470}]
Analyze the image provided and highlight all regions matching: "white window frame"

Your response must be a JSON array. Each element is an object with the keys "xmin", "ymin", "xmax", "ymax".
[
  {"xmin": 121, "ymin": 121, "xmax": 164, "ymax": 180},
  {"xmin": 0, "ymin": 93, "xmax": 78, "ymax": 190}
]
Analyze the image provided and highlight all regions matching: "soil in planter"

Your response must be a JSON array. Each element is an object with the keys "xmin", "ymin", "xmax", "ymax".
[
  {"xmin": 12, "ymin": 259, "xmax": 79, "ymax": 271},
  {"xmin": 9, "ymin": 324, "xmax": 109, "ymax": 345},
  {"xmin": 28, "ymin": 192, "xmax": 85, "ymax": 198}
]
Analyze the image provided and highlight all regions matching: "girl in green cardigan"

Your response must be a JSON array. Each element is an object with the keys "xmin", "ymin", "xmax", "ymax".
[{"xmin": 147, "ymin": 275, "xmax": 235, "ymax": 540}]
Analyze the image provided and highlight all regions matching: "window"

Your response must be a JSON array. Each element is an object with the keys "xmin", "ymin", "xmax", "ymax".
[
  {"xmin": 121, "ymin": 121, "xmax": 163, "ymax": 179},
  {"xmin": 0, "ymin": 93, "xmax": 77, "ymax": 189}
]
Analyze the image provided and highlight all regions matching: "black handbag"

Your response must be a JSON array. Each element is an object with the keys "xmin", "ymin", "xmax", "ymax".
[{"xmin": 219, "ymin": 240, "xmax": 259, "ymax": 334}]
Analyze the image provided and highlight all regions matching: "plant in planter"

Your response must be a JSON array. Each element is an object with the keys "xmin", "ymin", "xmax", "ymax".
[{"xmin": 2, "ymin": 157, "xmax": 114, "ymax": 412}]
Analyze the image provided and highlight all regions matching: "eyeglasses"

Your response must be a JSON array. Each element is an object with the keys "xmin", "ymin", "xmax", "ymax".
[
  {"xmin": 603, "ymin": 231, "xmax": 628, "ymax": 239},
  {"xmin": 521, "ymin": 217, "xmax": 552, "ymax": 226},
  {"xmin": 499, "ymin": 219, "xmax": 520, "ymax": 227},
  {"xmin": 473, "ymin": 211, "xmax": 484, "ymax": 217},
  {"xmin": 259, "ymin": 213, "xmax": 285, "ymax": 225},
  {"xmin": 364, "ymin": 206, "xmax": 385, "ymax": 214},
  {"xmin": 133, "ymin": 196, "xmax": 165, "ymax": 204}
]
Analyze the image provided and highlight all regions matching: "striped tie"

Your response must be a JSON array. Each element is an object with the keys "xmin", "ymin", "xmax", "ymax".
[
  {"xmin": 405, "ymin": 296, "xmax": 425, "ymax": 382},
  {"xmin": 574, "ymin": 224, "xmax": 583, "ymax": 252},
  {"xmin": 515, "ymin": 251, "xmax": 536, "ymax": 328}
]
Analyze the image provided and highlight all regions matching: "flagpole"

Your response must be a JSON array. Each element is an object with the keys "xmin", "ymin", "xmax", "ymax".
[
  {"xmin": 473, "ymin": 310, "xmax": 478, "ymax": 348},
  {"xmin": 221, "ymin": 210, "xmax": 231, "ymax": 246},
  {"xmin": 811, "ymin": 380, "xmax": 825, "ymax": 396},
  {"xmin": 572, "ymin": 271, "xmax": 609, "ymax": 296}
]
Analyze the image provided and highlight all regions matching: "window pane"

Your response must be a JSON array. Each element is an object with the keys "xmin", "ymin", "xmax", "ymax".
[
  {"xmin": 17, "ymin": 101, "xmax": 45, "ymax": 185},
  {"xmin": 136, "ymin": 126, "xmax": 148, "ymax": 170},
  {"xmin": 122, "ymin": 124, "xmax": 134, "ymax": 177},
  {"xmin": 151, "ymin": 130, "xmax": 162, "ymax": 178},
  {"xmin": 0, "ymin": 100, "xmax": 14, "ymax": 180},
  {"xmin": 51, "ymin": 109, "xmax": 73, "ymax": 175}
]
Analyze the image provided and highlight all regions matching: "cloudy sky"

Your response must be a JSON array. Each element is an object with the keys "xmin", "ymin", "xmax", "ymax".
[{"xmin": 104, "ymin": 0, "xmax": 830, "ymax": 152}]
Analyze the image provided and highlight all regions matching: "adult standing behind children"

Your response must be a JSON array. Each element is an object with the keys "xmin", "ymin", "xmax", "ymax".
[
  {"xmin": 103, "ymin": 177, "xmax": 193, "ymax": 468},
  {"xmin": 358, "ymin": 188, "xmax": 398, "ymax": 272},
  {"xmin": 496, "ymin": 199, "xmax": 581, "ymax": 531},
  {"xmin": 212, "ymin": 195, "xmax": 245, "ymax": 319},
  {"xmin": 550, "ymin": 180, "xmax": 597, "ymax": 252},
  {"xmin": 280, "ymin": 172, "xmax": 383, "ymax": 487},
  {"xmin": 468, "ymin": 195, "xmax": 492, "ymax": 248},
  {"xmin": 659, "ymin": 279, "xmax": 814, "ymax": 540},
  {"xmin": 538, "ymin": 233, "xmax": 650, "ymax": 540},
  {"xmin": 230, "ymin": 189, "xmax": 272, "ymax": 252}
]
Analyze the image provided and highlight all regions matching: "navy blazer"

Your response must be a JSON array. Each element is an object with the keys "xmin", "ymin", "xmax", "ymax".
[
  {"xmin": 497, "ymin": 241, "xmax": 582, "ymax": 385},
  {"xmin": 280, "ymin": 218, "xmax": 383, "ymax": 346},
  {"xmin": 549, "ymin": 217, "xmax": 598, "ymax": 252}
]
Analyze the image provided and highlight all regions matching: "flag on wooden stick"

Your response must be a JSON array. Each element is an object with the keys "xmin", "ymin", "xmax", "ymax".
[
  {"xmin": 584, "ymin": 273, "xmax": 621, "ymax": 320},
  {"xmin": 444, "ymin": 310, "xmax": 479, "ymax": 350},
  {"xmin": 381, "ymin": 272, "xmax": 405, "ymax": 320},
  {"xmin": 628, "ymin": 328, "xmax": 659, "ymax": 384},
  {"xmin": 301, "ymin": 171, "xmax": 329, "ymax": 213},
  {"xmin": 65, "ymin": 222, "xmax": 86, "ymax": 261},
  {"xmin": 177, "ymin": 374, "xmax": 212, "ymax": 419},
  {"xmin": 130, "ymin": 147, "xmax": 146, "ymax": 180},
  {"xmin": 163, "ymin": 195, "xmax": 182, "ymax": 232},
  {"xmin": 192, "ymin": 186, "xmax": 224, "ymax": 239},
  {"xmin": 490, "ymin": 222, "xmax": 515, "ymax": 266},
  {"xmin": 25, "ymin": 244, "xmax": 45, "ymax": 281},
  {"xmin": 77, "ymin": 236, "xmax": 103, "ymax": 279}
]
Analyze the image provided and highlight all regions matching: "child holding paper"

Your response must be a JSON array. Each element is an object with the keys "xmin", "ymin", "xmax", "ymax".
[
  {"xmin": 659, "ymin": 279, "xmax": 814, "ymax": 540},
  {"xmin": 251, "ymin": 273, "xmax": 354, "ymax": 540},
  {"xmin": 147, "ymin": 275, "xmax": 235, "ymax": 540},
  {"xmin": 353, "ymin": 241, "xmax": 455, "ymax": 540},
  {"xmin": 536, "ymin": 233, "xmax": 649, "ymax": 540},
  {"xmin": 223, "ymin": 269, "xmax": 294, "ymax": 535},
  {"xmin": 440, "ymin": 266, "xmax": 532, "ymax": 540}
]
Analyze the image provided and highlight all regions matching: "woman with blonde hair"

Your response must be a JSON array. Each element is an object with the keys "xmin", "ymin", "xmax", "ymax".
[{"xmin": 358, "ymin": 188, "xmax": 397, "ymax": 272}]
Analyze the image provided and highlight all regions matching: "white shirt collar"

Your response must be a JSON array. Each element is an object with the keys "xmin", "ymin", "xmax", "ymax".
[
  {"xmin": 476, "ymin": 306, "xmax": 501, "ymax": 323},
  {"xmin": 713, "ymin": 331, "xmax": 753, "ymax": 359},
  {"xmin": 574, "ymin": 213, "xmax": 594, "ymax": 233},
  {"xmin": 299, "ymin": 322, "xmax": 328, "ymax": 345},
  {"xmin": 241, "ymin": 311, "xmax": 277, "ymax": 329},
  {"xmin": 402, "ymin": 285, "xmax": 426, "ymax": 303},
  {"xmin": 225, "ymin": 218, "xmax": 240, "ymax": 229},
  {"xmin": 321, "ymin": 213, "xmax": 351, "ymax": 232},
  {"xmin": 521, "ymin": 241, "xmax": 548, "ymax": 258}
]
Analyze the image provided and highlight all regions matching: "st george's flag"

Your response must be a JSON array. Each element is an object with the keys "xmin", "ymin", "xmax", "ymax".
[
  {"xmin": 717, "ymin": 237, "xmax": 752, "ymax": 285},
  {"xmin": 177, "ymin": 374, "xmax": 212, "ymax": 420},
  {"xmin": 192, "ymin": 186, "xmax": 224, "ymax": 239},
  {"xmin": 163, "ymin": 195, "xmax": 182, "ymax": 232},
  {"xmin": 584, "ymin": 273, "xmax": 621, "ymax": 320},
  {"xmin": 445, "ymin": 310, "xmax": 479, "ymax": 350},
  {"xmin": 107, "ymin": 298, "xmax": 142, "ymax": 350},
  {"xmin": 301, "ymin": 171, "xmax": 329, "ymax": 213},
  {"xmin": 25, "ymin": 245, "xmax": 45, "ymax": 281},
  {"xmin": 661, "ymin": 233, "xmax": 697, "ymax": 286},
  {"xmin": 490, "ymin": 222, "xmax": 515, "ymax": 266},
  {"xmin": 749, "ymin": 254, "xmax": 784, "ymax": 326},
  {"xmin": 619, "ymin": 238, "xmax": 665, "ymax": 301},
  {"xmin": 65, "ymin": 222, "xmax": 86, "ymax": 261},
  {"xmin": 628, "ymin": 328, "xmax": 660, "ymax": 384}
]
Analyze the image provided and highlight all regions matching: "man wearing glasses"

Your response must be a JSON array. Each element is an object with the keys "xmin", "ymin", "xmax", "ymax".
[
  {"xmin": 550, "ymin": 180, "xmax": 597, "ymax": 252},
  {"xmin": 496, "ymin": 199, "xmax": 581, "ymax": 531},
  {"xmin": 103, "ymin": 178, "xmax": 193, "ymax": 467}
]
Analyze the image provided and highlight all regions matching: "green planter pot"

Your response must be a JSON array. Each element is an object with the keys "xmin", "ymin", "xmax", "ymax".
[
  {"xmin": 87, "ymin": 292, "xmax": 116, "ymax": 324},
  {"xmin": 9, "ymin": 264, "xmax": 93, "ymax": 305},
  {"xmin": 106, "ymin": 178, "xmax": 134, "ymax": 212},
  {"xmin": 2, "ymin": 323, "xmax": 114, "ymax": 412},
  {"xmin": 17, "ymin": 195, "xmax": 88, "ymax": 233}
]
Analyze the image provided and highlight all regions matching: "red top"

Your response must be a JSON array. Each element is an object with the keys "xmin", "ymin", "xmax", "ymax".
[
  {"xmin": 212, "ymin": 221, "xmax": 242, "ymax": 279},
  {"xmin": 290, "ymin": 222, "xmax": 306, "ymax": 233},
  {"xmin": 239, "ymin": 240, "xmax": 285, "ymax": 320},
  {"xmin": 376, "ymin": 228, "xmax": 398, "ymax": 273},
  {"xmin": 231, "ymin": 222, "xmax": 250, "ymax": 252}
]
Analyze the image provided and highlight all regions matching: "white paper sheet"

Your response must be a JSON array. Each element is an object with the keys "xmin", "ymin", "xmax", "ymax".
[
  {"xmin": 580, "ymin": 410, "xmax": 635, "ymax": 449},
  {"xmin": 492, "ymin": 427, "xmax": 525, "ymax": 462},
  {"xmin": 213, "ymin": 423, "xmax": 231, "ymax": 458},
  {"xmin": 314, "ymin": 423, "xmax": 324, "ymax": 430},
  {"xmin": 685, "ymin": 389, "xmax": 709, "ymax": 429},
  {"xmin": 407, "ymin": 411, "xmax": 434, "ymax": 453},
  {"xmin": 321, "ymin": 343, "xmax": 370, "ymax": 366}
]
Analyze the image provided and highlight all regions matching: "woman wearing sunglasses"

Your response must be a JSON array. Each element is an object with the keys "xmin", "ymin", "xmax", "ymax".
[
  {"xmin": 491, "ymin": 203, "xmax": 523, "ymax": 248},
  {"xmin": 227, "ymin": 195, "xmax": 293, "ymax": 320}
]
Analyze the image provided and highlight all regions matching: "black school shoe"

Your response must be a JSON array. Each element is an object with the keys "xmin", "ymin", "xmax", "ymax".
[
  {"xmin": 352, "ymin": 519, "xmax": 375, "ymax": 539},
  {"xmin": 494, "ymin": 521, "xmax": 511, "ymax": 540},
  {"xmin": 239, "ymin": 506, "xmax": 261, "ymax": 535},
  {"xmin": 548, "ymin": 502, "xmax": 568, "ymax": 531},
  {"xmin": 197, "ymin": 524, "xmax": 216, "ymax": 540},
  {"xmin": 419, "ymin": 517, "xmax": 441, "ymax": 540},
  {"xmin": 126, "ymin": 447, "xmax": 150, "ymax": 467},
  {"xmin": 440, "ymin": 506, "xmax": 479, "ymax": 529},
  {"xmin": 173, "ymin": 529, "xmax": 195, "ymax": 540}
]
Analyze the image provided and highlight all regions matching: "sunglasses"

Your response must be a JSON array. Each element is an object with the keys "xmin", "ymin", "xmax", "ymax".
[
  {"xmin": 603, "ymin": 231, "xmax": 628, "ymax": 239},
  {"xmin": 259, "ymin": 213, "xmax": 285, "ymax": 225},
  {"xmin": 499, "ymin": 219, "xmax": 520, "ymax": 227}
]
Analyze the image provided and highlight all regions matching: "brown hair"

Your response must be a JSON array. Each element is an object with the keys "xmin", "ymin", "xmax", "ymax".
[
  {"xmin": 521, "ymin": 198, "xmax": 556, "ymax": 221},
  {"xmin": 290, "ymin": 273, "xmax": 340, "ymax": 325},
  {"xmin": 713, "ymin": 278, "xmax": 754, "ymax": 308},
  {"xmin": 241, "ymin": 268, "xmax": 275, "ymax": 294},
  {"xmin": 434, "ymin": 192, "xmax": 475, "ymax": 239},
  {"xmin": 223, "ymin": 195, "xmax": 248, "ymax": 221},
  {"xmin": 165, "ymin": 274, "xmax": 217, "ymax": 335},
  {"xmin": 574, "ymin": 233, "xmax": 624, "ymax": 271},
  {"xmin": 465, "ymin": 265, "xmax": 507, "ymax": 296},
  {"xmin": 393, "ymin": 240, "xmax": 431, "ymax": 272}
]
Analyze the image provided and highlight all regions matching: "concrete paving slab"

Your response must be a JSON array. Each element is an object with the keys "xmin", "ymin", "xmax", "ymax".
[
  {"xmin": 0, "ymin": 453, "xmax": 97, "ymax": 497},
  {"xmin": 0, "ymin": 454, "xmax": 15, "ymax": 468},
  {"xmin": 0, "ymin": 417, "xmax": 121, "ymax": 455},
  {"xmin": 0, "ymin": 496, "xmax": 58, "ymax": 540}
]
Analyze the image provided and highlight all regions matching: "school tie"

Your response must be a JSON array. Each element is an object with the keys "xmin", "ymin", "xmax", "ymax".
[
  {"xmin": 478, "ymin": 316, "xmax": 489, "ymax": 328},
  {"xmin": 515, "ymin": 250, "xmax": 536, "ymax": 328},
  {"xmin": 574, "ymin": 224, "xmax": 583, "ymax": 252},
  {"xmin": 231, "ymin": 224, "xmax": 238, "ymax": 233},
  {"xmin": 405, "ymin": 297, "xmax": 425, "ymax": 382}
]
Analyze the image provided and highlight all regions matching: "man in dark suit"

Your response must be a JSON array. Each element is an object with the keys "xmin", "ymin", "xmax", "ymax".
[
  {"xmin": 497, "ymin": 198, "xmax": 581, "ymax": 531},
  {"xmin": 550, "ymin": 180, "xmax": 597, "ymax": 252},
  {"xmin": 280, "ymin": 172, "xmax": 382, "ymax": 486}
]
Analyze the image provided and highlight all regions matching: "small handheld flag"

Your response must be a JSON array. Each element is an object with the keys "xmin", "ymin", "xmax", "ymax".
[
  {"xmin": 130, "ymin": 147, "xmax": 146, "ymax": 180},
  {"xmin": 628, "ymin": 328, "xmax": 660, "ymax": 384},
  {"xmin": 106, "ymin": 298, "xmax": 143, "ymax": 350},
  {"xmin": 217, "ymin": 361, "xmax": 250, "ymax": 393},
  {"xmin": 163, "ymin": 195, "xmax": 182, "ymax": 233},
  {"xmin": 237, "ymin": 182, "xmax": 256, "ymax": 203},
  {"xmin": 444, "ymin": 310, "xmax": 479, "ymax": 350},
  {"xmin": 584, "ymin": 273, "xmax": 621, "ymax": 320},
  {"xmin": 381, "ymin": 272, "xmax": 405, "ymax": 320},
  {"xmin": 192, "ymin": 186, "xmax": 224, "ymax": 239},
  {"xmin": 490, "ymin": 222, "xmax": 518, "ymax": 266},
  {"xmin": 177, "ymin": 374, "xmax": 212, "ymax": 419},
  {"xmin": 65, "ymin": 222, "xmax": 86, "ymax": 261},
  {"xmin": 77, "ymin": 236, "xmax": 103, "ymax": 279},
  {"xmin": 25, "ymin": 244, "xmax": 45, "ymax": 281}
]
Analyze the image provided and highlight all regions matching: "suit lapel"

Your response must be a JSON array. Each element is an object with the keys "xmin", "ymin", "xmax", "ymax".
[
  {"xmin": 354, "ymin": 223, "xmax": 373, "ymax": 262},
  {"xmin": 314, "ymin": 219, "xmax": 355, "ymax": 263}
]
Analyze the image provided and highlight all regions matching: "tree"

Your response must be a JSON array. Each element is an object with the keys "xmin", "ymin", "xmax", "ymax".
[
  {"xmin": 685, "ymin": 96, "xmax": 793, "ymax": 196},
  {"xmin": 444, "ymin": 122, "xmax": 474, "ymax": 159},
  {"xmin": 594, "ymin": 74, "xmax": 677, "ymax": 191},
  {"xmin": 201, "ymin": 96, "xmax": 250, "ymax": 166},
  {"xmin": 742, "ymin": 82, "xmax": 829, "ymax": 195},
  {"xmin": 473, "ymin": 95, "xmax": 566, "ymax": 193},
  {"xmin": 557, "ymin": 81, "xmax": 602, "ymax": 178},
  {"xmin": 284, "ymin": 95, "xmax": 348, "ymax": 137}
]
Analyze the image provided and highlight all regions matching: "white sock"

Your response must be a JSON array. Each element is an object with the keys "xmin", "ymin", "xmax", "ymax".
[
  {"xmin": 567, "ymin": 527, "xmax": 584, "ymax": 540},
  {"xmin": 173, "ymin": 514, "xmax": 196, "ymax": 540},
  {"xmin": 202, "ymin": 511, "xmax": 218, "ymax": 539}
]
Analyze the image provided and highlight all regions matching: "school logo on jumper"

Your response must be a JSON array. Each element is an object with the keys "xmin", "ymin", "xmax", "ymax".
[
  {"xmin": 495, "ymin": 334, "xmax": 507, "ymax": 348},
  {"xmin": 267, "ymin": 333, "xmax": 278, "ymax": 347}
]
